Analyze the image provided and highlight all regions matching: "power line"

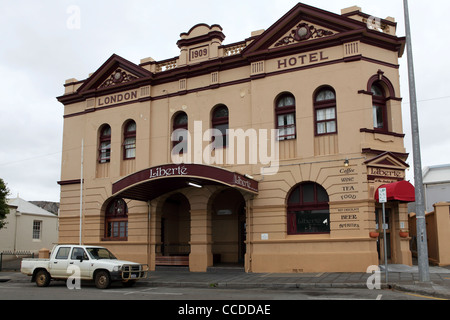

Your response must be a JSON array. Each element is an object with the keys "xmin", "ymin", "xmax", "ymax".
[
  {"xmin": 402, "ymin": 95, "xmax": 450, "ymax": 105},
  {"xmin": 0, "ymin": 151, "xmax": 62, "ymax": 167}
]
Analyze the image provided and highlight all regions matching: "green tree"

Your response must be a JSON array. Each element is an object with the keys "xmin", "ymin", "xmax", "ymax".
[{"xmin": 0, "ymin": 178, "xmax": 10, "ymax": 230}]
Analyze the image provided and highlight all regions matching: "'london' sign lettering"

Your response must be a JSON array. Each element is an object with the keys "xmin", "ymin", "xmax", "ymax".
[{"xmin": 98, "ymin": 90, "xmax": 138, "ymax": 107}]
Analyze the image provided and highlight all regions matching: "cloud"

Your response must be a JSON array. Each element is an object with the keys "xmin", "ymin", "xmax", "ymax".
[{"xmin": 1, "ymin": 0, "xmax": 449, "ymax": 203}]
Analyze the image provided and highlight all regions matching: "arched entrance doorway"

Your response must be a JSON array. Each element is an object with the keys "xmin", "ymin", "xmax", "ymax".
[
  {"xmin": 111, "ymin": 163, "xmax": 258, "ymax": 271},
  {"xmin": 211, "ymin": 189, "xmax": 246, "ymax": 267},
  {"xmin": 157, "ymin": 193, "xmax": 190, "ymax": 266}
]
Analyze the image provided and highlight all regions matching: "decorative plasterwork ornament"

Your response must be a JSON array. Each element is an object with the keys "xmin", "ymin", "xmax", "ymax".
[
  {"xmin": 275, "ymin": 23, "xmax": 334, "ymax": 47},
  {"xmin": 99, "ymin": 69, "xmax": 138, "ymax": 88}
]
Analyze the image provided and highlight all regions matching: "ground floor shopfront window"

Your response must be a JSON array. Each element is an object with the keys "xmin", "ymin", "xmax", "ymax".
[{"xmin": 287, "ymin": 182, "xmax": 330, "ymax": 235}]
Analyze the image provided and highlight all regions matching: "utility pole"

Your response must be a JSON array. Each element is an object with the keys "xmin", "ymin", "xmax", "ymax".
[
  {"xmin": 403, "ymin": 0, "xmax": 430, "ymax": 283},
  {"xmin": 79, "ymin": 139, "xmax": 84, "ymax": 246}
]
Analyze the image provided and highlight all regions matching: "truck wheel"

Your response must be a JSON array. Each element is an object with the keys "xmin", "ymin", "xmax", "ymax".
[
  {"xmin": 94, "ymin": 270, "xmax": 111, "ymax": 289},
  {"xmin": 35, "ymin": 270, "xmax": 51, "ymax": 287}
]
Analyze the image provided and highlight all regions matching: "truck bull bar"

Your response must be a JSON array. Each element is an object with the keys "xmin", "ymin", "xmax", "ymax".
[{"xmin": 121, "ymin": 264, "xmax": 149, "ymax": 281}]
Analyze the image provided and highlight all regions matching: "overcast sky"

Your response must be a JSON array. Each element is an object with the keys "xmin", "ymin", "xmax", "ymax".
[{"xmin": 1, "ymin": 0, "xmax": 449, "ymax": 202}]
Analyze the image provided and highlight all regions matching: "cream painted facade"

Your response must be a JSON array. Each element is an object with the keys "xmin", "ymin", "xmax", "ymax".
[{"xmin": 57, "ymin": 3, "xmax": 413, "ymax": 273}]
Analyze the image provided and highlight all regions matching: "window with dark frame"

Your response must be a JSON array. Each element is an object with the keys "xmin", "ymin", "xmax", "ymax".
[
  {"xmin": 123, "ymin": 120, "xmax": 136, "ymax": 160},
  {"xmin": 172, "ymin": 112, "xmax": 188, "ymax": 154},
  {"xmin": 371, "ymin": 82, "xmax": 388, "ymax": 131},
  {"xmin": 212, "ymin": 105, "xmax": 229, "ymax": 148},
  {"xmin": 314, "ymin": 87, "xmax": 337, "ymax": 135},
  {"xmin": 276, "ymin": 94, "xmax": 296, "ymax": 141},
  {"xmin": 99, "ymin": 125, "xmax": 111, "ymax": 163},
  {"xmin": 104, "ymin": 198, "xmax": 128, "ymax": 241},
  {"xmin": 287, "ymin": 182, "xmax": 330, "ymax": 235}
]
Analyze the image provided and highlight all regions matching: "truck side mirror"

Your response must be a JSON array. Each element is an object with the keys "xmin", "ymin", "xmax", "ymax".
[{"xmin": 76, "ymin": 255, "xmax": 83, "ymax": 262}]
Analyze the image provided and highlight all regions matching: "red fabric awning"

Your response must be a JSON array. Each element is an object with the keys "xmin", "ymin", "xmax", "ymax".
[{"xmin": 375, "ymin": 181, "xmax": 415, "ymax": 203}]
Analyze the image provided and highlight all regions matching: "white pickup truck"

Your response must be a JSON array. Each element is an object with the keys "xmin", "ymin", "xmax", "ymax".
[{"xmin": 21, "ymin": 244, "xmax": 148, "ymax": 289}]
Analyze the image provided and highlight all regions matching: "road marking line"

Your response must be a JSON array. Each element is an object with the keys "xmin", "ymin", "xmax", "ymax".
[
  {"xmin": 403, "ymin": 292, "xmax": 448, "ymax": 300},
  {"xmin": 315, "ymin": 272, "xmax": 324, "ymax": 277},
  {"xmin": 105, "ymin": 288, "xmax": 183, "ymax": 296},
  {"xmin": 309, "ymin": 296, "xmax": 382, "ymax": 301}
]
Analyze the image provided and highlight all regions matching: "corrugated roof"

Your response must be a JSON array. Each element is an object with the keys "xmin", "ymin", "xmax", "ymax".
[
  {"xmin": 423, "ymin": 164, "xmax": 450, "ymax": 184},
  {"xmin": 7, "ymin": 197, "xmax": 57, "ymax": 218}
]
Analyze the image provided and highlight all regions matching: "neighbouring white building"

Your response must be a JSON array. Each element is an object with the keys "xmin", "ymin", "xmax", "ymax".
[
  {"xmin": 423, "ymin": 165, "xmax": 450, "ymax": 212},
  {"xmin": 1, "ymin": 197, "xmax": 58, "ymax": 254}
]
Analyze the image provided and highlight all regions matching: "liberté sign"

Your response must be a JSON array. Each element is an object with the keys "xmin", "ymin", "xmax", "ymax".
[{"xmin": 112, "ymin": 164, "xmax": 259, "ymax": 198}]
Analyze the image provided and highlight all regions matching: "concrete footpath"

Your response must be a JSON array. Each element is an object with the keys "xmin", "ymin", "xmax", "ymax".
[{"xmin": 2, "ymin": 264, "xmax": 450, "ymax": 299}]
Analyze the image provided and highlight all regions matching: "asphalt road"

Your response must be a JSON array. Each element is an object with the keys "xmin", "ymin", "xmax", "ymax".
[
  {"xmin": 0, "ymin": 279, "xmax": 443, "ymax": 301},
  {"xmin": 2, "ymin": 280, "xmax": 446, "ymax": 319}
]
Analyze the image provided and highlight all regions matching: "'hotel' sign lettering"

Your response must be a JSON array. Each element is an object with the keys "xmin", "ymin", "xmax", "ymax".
[{"xmin": 277, "ymin": 50, "xmax": 329, "ymax": 70}]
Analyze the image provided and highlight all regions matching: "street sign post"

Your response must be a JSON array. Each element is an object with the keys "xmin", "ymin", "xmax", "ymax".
[
  {"xmin": 378, "ymin": 188, "xmax": 388, "ymax": 284},
  {"xmin": 378, "ymin": 188, "xmax": 387, "ymax": 204}
]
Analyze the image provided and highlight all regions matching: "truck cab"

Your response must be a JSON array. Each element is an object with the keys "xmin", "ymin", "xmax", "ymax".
[{"xmin": 21, "ymin": 245, "xmax": 148, "ymax": 289}]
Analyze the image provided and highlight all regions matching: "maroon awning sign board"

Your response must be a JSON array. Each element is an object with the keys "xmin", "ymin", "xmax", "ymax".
[
  {"xmin": 375, "ymin": 180, "xmax": 415, "ymax": 203},
  {"xmin": 112, "ymin": 163, "xmax": 258, "ymax": 202}
]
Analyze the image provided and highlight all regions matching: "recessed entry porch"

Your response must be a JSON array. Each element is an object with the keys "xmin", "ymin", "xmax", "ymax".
[{"xmin": 111, "ymin": 164, "xmax": 258, "ymax": 272}]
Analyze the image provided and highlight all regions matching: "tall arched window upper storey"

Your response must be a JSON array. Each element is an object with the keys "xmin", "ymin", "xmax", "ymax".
[
  {"xmin": 104, "ymin": 198, "xmax": 128, "ymax": 240},
  {"xmin": 99, "ymin": 125, "xmax": 111, "ymax": 163},
  {"xmin": 314, "ymin": 87, "xmax": 337, "ymax": 135},
  {"xmin": 172, "ymin": 112, "xmax": 188, "ymax": 154},
  {"xmin": 287, "ymin": 182, "xmax": 330, "ymax": 235},
  {"xmin": 371, "ymin": 82, "xmax": 388, "ymax": 131},
  {"xmin": 276, "ymin": 93, "xmax": 296, "ymax": 141},
  {"xmin": 123, "ymin": 120, "xmax": 136, "ymax": 160},
  {"xmin": 212, "ymin": 105, "xmax": 229, "ymax": 148}
]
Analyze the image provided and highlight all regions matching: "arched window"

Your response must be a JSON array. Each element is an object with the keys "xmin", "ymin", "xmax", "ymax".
[
  {"xmin": 99, "ymin": 125, "xmax": 111, "ymax": 163},
  {"xmin": 105, "ymin": 199, "xmax": 128, "ymax": 240},
  {"xmin": 314, "ymin": 87, "xmax": 337, "ymax": 135},
  {"xmin": 172, "ymin": 112, "xmax": 188, "ymax": 154},
  {"xmin": 276, "ymin": 93, "xmax": 296, "ymax": 140},
  {"xmin": 287, "ymin": 182, "xmax": 330, "ymax": 235},
  {"xmin": 371, "ymin": 82, "xmax": 387, "ymax": 131},
  {"xmin": 212, "ymin": 105, "xmax": 229, "ymax": 148},
  {"xmin": 123, "ymin": 120, "xmax": 136, "ymax": 160}
]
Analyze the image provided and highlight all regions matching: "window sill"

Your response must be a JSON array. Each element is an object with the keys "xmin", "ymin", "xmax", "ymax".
[
  {"xmin": 315, "ymin": 132, "xmax": 337, "ymax": 137},
  {"xmin": 278, "ymin": 137, "xmax": 296, "ymax": 142},
  {"xmin": 101, "ymin": 238, "xmax": 128, "ymax": 242},
  {"xmin": 360, "ymin": 128, "xmax": 405, "ymax": 138},
  {"xmin": 287, "ymin": 232, "xmax": 330, "ymax": 236}
]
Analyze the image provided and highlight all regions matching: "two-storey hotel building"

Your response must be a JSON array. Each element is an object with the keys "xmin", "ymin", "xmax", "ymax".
[{"xmin": 57, "ymin": 3, "xmax": 414, "ymax": 273}]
